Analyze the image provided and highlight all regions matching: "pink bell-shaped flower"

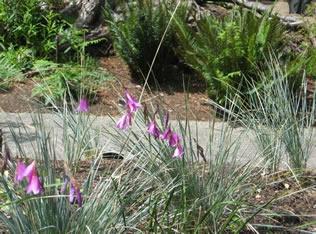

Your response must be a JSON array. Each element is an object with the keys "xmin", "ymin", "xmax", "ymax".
[
  {"xmin": 116, "ymin": 111, "xmax": 133, "ymax": 130},
  {"xmin": 15, "ymin": 161, "xmax": 27, "ymax": 183},
  {"xmin": 169, "ymin": 132, "xmax": 181, "ymax": 147},
  {"xmin": 15, "ymin": 161, "xmax": 43, "ymax": 195},
  {"xmin": 26, "ymin": 173, "xmax": 43, "ymax": 195},
  {"xmin": 76, "ymin": 98, "xmax": 89, "ymax": 112},
  {"xmin": 147, "ymin": 120, "xmax": 160, "ymax": 139},
  {"xmin": 125, "ymin": 91, "xmax": 141, "ymax": 113},
  {"xmin": 160, "ymin": 127, "xmax": 172, "ymax": 141},
  {"xmin": 173, "ymin": 144, "xmax": 184, "ymax": 159}
]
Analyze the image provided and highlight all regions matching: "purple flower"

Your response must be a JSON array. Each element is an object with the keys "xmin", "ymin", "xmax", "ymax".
[
  {"xmin": 61, "ymin": 178, "xmax": 83, "ymax": 207},
  {"xmin": 125, "ymin": 91, "xmax": 141, "ymax": 113},
  {"xmin": 15, "ymin": 161, "xmax": 44, "ymax": 194},
  {"xmin": 160, "ymin": 128, "xmax": 181, "ymax": 147},
  {"xmin": 23, "ymin": 161, "xmax": 36, "ymax": 181},
  {"xmin": 173, "ymin": 144, "xmax": 184, "ymax": 159},
  {"xmin": 69, "ymin": 183, "xmax": 75, "ymax": 203},
  {"xmin": 160, "ymin": 127, "xmax": 172, "ymax": 141},
  {"xmin": 147, "ymin": 120, "xmax": 160, "ymax": 138},
  {"xmin": 69, "ymin": 182, "xmax": 82, "ymax": 207},
  {"xmin": 15, "ymin": 161, "xmax": 26, "ymax": 182},
  {"xmin": 26, "ymin": 173, "xmax": 43, "ymax": 195},
  {"xmin": 169, "ymin": 132, "xmax": 181, "ymax": 147},
  {"xmin": 76, "ymin": 188, "xmax": 83, "ymax": 207},
  {"xmin": 15, "ymin": 160, "xmax": 36, "ymax": 183},
  {"xmin": 60, "ymin": 177, "xmax": 69, "ymax": 194},
  {"xmin": 76, "ymin": 98, "xmax": 89, "ymax": 112},
  {"xmin": 116, "ymin": 112, "xmax": 132, "ymax": 130}
]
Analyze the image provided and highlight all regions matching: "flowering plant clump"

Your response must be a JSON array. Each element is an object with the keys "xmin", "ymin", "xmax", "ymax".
[{"xmin": 116, "ymin": 91, "xmax": 184, "ymax": 159}]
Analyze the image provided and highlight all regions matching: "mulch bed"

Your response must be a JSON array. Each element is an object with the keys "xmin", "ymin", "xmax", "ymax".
[{"xmin": 247, "ymin": 170, "xmax": 316, "ymax": 233}]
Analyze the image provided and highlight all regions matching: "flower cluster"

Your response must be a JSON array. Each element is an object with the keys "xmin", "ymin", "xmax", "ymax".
[
  {"xmin": 116, "ymin": 91, "xmax": 142, "ymax": 130},
  {"xmin": 14, "ymin": 161, "xmax": 83, "ymax": 207},
  {"xmin": 116, "ymin": 91, "xmax": 184, "ymax": 159},
  {"xmin": 147, "ymin": 113, "xmax": 184, "ymax": 159},
  {"xmin": 15, "ymin": 161, "xmax": 43, "ymax": 195}
]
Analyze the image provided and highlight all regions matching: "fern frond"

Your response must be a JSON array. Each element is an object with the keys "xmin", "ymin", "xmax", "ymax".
[{"xmin": 0, "ymin": 54, "xmax": 23, "ymax": 90}]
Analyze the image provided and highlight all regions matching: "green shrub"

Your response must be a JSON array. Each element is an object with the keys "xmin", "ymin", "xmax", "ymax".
[
  {"xmin": 175, "ymin": 8, "xmax": 285, "ymax": 104},
  {"xmin": 0, "ymin": 0, "xmax": 69, "ymax": 57},
  {"xmin": 105, "ymin": 0, "xmax": 187, "ymax": 83},
  {"xmin": 0, "ymin": 47, "xmax": 34, "ymax": 71},
  {"xmin": 32, "ymin": 59, "xmax": 112, "ymax": 104}
]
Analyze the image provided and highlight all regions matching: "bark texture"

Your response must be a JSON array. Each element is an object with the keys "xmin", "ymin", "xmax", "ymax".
[{"xmin": 61, "ymin": 0, "xmax": 105, "ymax": 29}]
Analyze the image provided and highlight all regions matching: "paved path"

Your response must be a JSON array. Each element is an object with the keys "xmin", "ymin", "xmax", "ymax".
[{"xmin": 0, "ymin": 112, "xmax": 316, "ymax": 168}]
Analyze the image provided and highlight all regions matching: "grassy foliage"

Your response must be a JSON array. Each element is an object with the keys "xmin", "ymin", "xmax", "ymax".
[
  {"xmin": 238, "ymin": 58, "xmax": 314, "ymax": 171},
  {"xmin": 0, "ymin": 66, "xmax": 315, "ymax": 232},
  {"xmin": 0, "ymin": 104, "xmax": 258, "ymax": 232},
  {"xmin": 105, "ymin": 0, "xmax": 187, "ymax": 83},
  {"xmin": 175, "ymin": 8, "xmax": 285, "ymax": 104},
  {"xmin": 104, "ymin": 111, "xmax": 256, "ymax": 232}
]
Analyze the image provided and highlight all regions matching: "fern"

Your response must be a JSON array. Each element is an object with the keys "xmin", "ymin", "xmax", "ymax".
[
  {"xmin": 105, "ymin": 0, "xmax": 187, "ymax": 83},
  {"xmin": 0, "ymin": 54, "xmax": 23, "ymax": 90},
  {"xmin": 175, "ymin": 7, "xmax": 285, "ymax": 104}
]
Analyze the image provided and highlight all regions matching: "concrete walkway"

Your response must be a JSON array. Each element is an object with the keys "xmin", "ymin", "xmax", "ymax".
[{"xmin": 0, "ymin": 112, "xmax": 316, "ymax": 168}]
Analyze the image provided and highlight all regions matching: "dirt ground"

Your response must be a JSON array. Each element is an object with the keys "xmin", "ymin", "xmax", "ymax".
[
  {"xmin": 0, "ymin": 56, "xmax": 212, "ymax": 121},
  {"xmin": 248, "ymin": 170, "xmax": 316, "ymax": 233}
]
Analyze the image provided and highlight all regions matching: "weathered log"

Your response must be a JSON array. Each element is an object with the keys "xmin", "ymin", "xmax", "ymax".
[
  {"xmin": 232, "ymin": 0, "xmax": 304, "ymax": 27},
  {"xmin": 61, "ymin": 0, "xmax": 106, "ymax": 29},
  {"xmin": 75, "ymin": 0, "xmax": 105, "ymax": 28}
]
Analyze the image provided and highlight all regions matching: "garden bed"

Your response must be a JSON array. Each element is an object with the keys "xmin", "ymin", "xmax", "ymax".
[
  {"xmin": 0, "ymin": 0, "xmax": 315, "ymax": 232},
  {"xmin": 1, "ymin": 157, "xmax": 315, "ymax": 233},
  {"xmin": 0, "ymin": 56, "xmax": 212, "ymax": 121}
]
